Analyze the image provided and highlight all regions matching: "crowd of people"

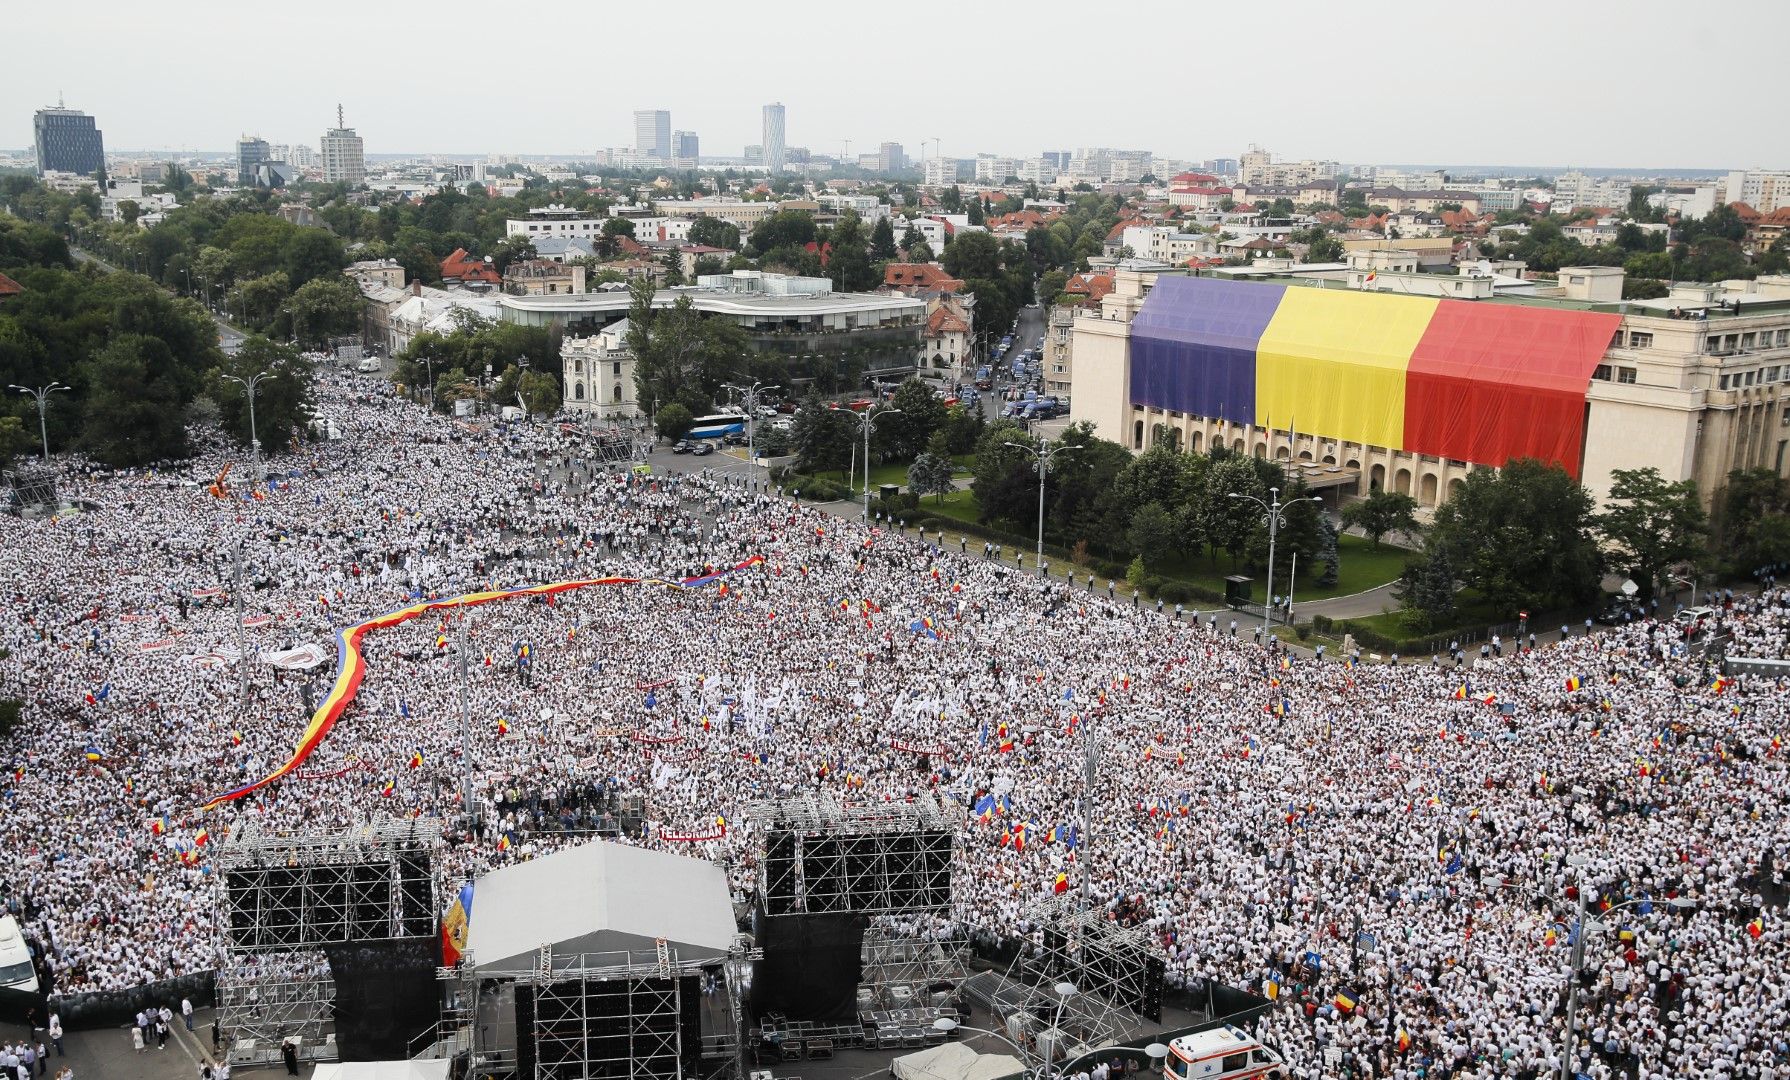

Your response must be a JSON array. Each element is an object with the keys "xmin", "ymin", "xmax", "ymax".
[{"xmin": 2, "ymin": 368, "xmax": 1787, "ymax": 1078}]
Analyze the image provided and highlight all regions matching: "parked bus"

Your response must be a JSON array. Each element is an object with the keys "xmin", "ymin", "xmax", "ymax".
[{"xmin": 686, "ymin": 413, "xmax": 750, "ymax": 439}]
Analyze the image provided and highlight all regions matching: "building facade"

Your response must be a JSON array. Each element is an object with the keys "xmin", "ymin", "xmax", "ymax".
[
  {"xmin": 561, "ymin": 320, "xmax": 639, "ymax": 419},
  {"xmin": 1725, "ymin": 169, "xmax": 1790, "ymax": 214},
  {"xmin": 505, "ymin": 204, "xmax": 607, "ymax": 239},
  {"xmin": 33, "ymin": 106, "xmax": 104, "ymax": 177},
  {"xmin": 634, "ymin": 109, "xmax": 670, "ymax": 159},
  {"xmin": 1069, "ymin": 269, "xmax": 1790, "ymax": 513},
  {"xmin": 320, "ymin": 116, "xmax": 365, "ymax": 185},
  {"xmin": 236, "ymin": 136, "xmax": 270, "ymax": 186},
  {"xmin": 672, "ymin": 130, "xmax": 699, "ymax": 167},
  {"xmin": 504, "ymin": 259, "xmax": 586, "ymax": 295},
  {"xmin": 761, "ymin": 103, "xmax": 786, "ymax": 173}
]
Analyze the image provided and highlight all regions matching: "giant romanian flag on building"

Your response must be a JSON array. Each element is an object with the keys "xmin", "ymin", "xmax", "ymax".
[{"xmin": 1127, "ymin": 277, "xmax": 1623, "ymax": 476}]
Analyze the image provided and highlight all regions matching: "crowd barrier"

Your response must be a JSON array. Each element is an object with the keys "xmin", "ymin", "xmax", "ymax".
[{"xmin": 46, "ymin": 970, "xmax": 216, "ymax": 1030}]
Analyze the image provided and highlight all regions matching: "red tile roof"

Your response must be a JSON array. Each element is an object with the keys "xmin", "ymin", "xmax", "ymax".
[
  {"xmin": 0, "ymin": 271, "xmax": 21, "ymax": 298},
  {"xmin": 439, "ymin": 248, "xmax": 502, "ymax": 285},
  {"xmin": 883, "ymin": 263, "xmax": 965, "ymax": 292},
  {"xmin": 927, "ymin": 305, "xmax": 971, "ymax": 336},
  {"xmin": 1063, "ymin": 272, "xmax": 1114, "ymax": 302}
]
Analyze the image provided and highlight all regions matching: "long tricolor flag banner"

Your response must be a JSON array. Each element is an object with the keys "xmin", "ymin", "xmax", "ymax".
[
  {"xmin": 1128, "ymin": 276, "xmax": 1622, "ymax": 477},
  {"xmin": 199, "ymin": 556, "xmax": 765, "ymax": 811}
]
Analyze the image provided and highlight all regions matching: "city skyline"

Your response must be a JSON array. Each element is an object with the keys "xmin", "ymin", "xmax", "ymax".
[{"xmin": 6, "ymin": 0, "xmax": 1787, "ymax": 170}]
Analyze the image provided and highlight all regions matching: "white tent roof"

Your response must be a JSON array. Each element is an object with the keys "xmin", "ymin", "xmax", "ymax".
[
  {"xmin": 890, "ymin": 1041, "xmax": 1025, "ymax": 1080},
  {"xmin": 310, "ymin": 1061, "xmax": 451, "ymax": 1080},
  {"xmin": 465, "ymin": 840, "xmax": 736, "ymax": 972}
]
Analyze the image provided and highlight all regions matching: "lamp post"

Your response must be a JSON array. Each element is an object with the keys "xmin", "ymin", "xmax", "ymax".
[
  {"xmin": 1227, "ymin": 486, "xmax": 1320, "ymax": 637},
  {"xmin": 220, "ymin": 369, "xmax": 271, "ymax": 485},
  {"xmin": 1668, "ymin": 571, "xmax": 1698, "ymax": 609},
  {"xmin": 1003, "ymin": 437, "xmax": 1080, "ymax": 571},
  {"xmin": 10, "ymin": 382, "xmax": 68, "ymax": 461},
  {"xmin": 851, "ymin": 405, "xmax": 902, "ymax": 520},
  {"xmin": 723, "ymin": 379, "xmax": 780, "ymax": 476}
]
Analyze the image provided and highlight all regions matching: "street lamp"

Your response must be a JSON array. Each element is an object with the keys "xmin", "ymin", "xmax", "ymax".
[
  {"xmin": 1004, "ymin": 437, "xmax": 1080, "ymax": 571},
  {"xmin": 723, "ymin": 380, "xmax": 780, "ymax": 477},
  {"xmin": 1668, "ymin": 570, "xmax": 1699, "ymax": 609},
  {"xmin": 10, "ymin": 382, "xmax": 68, "ymax": 461},
  {"xmin": 220, "ymin": 369, "xmax": 272, "ymax": 485},
  {"xmin": 1227, "ymin": 485, "xmax": 1320, "ymax": 637},
  {"xmin": 850, "ymin": 405, "xmax": 902, "ymax": 520}
]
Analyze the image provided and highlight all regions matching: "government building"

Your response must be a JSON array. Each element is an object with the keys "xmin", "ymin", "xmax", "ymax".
[{"xmin": 1069, "ymin": 267, "xmax": 1790, "ymax": 510}]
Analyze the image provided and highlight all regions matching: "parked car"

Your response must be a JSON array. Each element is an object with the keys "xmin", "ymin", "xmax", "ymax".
[
  {"xmin": 777, "ymin": 400, "xmax": 797, "ymax": 414},
  {"xmin": 722, "ymin": 431, "xmax": 748, "ymax": 446},
  {"xmin": 1594, "ymin": 597, "xmax": 1644, "ymax": 625},
  {"xmin": 771, "ymin": 417, "xmax": 794, "ymax": 431},
  {"xmin": 691, "ymin": 442, "xmax": 716, "ymax": 456},
  {"xmin": 671, "ymin": 439, "xmax": 694, "ymax": 454}
]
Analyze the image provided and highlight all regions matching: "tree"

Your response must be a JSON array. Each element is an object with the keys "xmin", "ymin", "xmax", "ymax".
[
  {"xmin": 625, "ymin": 282, "xmax": 748, "ymax": 414},
  {"xmin": 1203, "ymin": 455, "xmax": 1265, "ymax": 563},
  {"xmin": 908, "ymin": 451, "xmax": 955, "ymax": 503},
  {"xmin": 969, "ymin": 419, "xmax": 1038, "ymax": 527},
  {"xmin": 0, "ymin": 416, "xmax": 30, "ymax": 462},
  {"xmin": 1396, "ymin": 540, "xmax": 1457, "ymax": 633},
  {"xmin": 1596, "ymin": 467, "xmax": 1707, "ymax": 600},
  {"xmin": 78, "ymin": 334, "xmax": 190, "ymax": 465},
  {"xmin": 687, "ymin": 215, "xmax": 741, "ymax": 251},
  {"xmin": 286, "ymin": 275, "xmax": 363, "ymax": 348},
  {"xmin": 1425, "ymin": 459, "xmax": 1602, "ymax": 613},
  {"xmin": 792, "ymin": 397, "xmax": 855, "ymax": 476},
  {"xmin": 208, "ymin": 336, "xmax": 312, "ymax": 454},
  {"xmin": 880, "ymin": 377, "xmax": 947, "ymax": 461},
  {"xmin": 1316, "ymin": 515, "xmax": 1340, "ymax": 588},
  {"xmin": 1305, "ymin": 233, "xmax": 1344, "ymax": 262},
  {"xmin": 654, "ymin": 402, "xmax": 694, "ymax": 441},
  {"xmin": 1127, "ymin": 502, "xmax": 1180, "ymax": 570},
  {"xmin": 602, "ymin": 217, "xmax": 636, "ymax": 239},
  {"xmin": 517, "ymin": 370, "xmax": 560, "ymax": 416},
  {"xmin": 747, "ymin": 210, "xmax": 817, "ymax": 255},
  {"xmin": 1714, "ymin": 468, "xmax": 1790, "ymax": 573},
  {"xmin": 280, "ymin": 228, "xmax": 346, "ymax": 289},
  {"xmin": 1340, "ymin": 490, "xmax": 1419, "ymax": 550},
  {"xmin": 870, "ymin": 216, "xmax": 897, "ymax": 261}
]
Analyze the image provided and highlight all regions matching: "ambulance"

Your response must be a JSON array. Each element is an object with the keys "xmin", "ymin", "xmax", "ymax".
[{"xmin": 1163, "ymin": 1026, "xmax": 1286, "ymax": 1080}]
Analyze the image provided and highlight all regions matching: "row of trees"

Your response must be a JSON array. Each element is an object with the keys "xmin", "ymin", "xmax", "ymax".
[
  {"xmin": 1396, "ymin": 461, "xmax": 1716, "ymax": 632},
  {"xmin": 0, "ymin": 211, "xmax": 312, "ymax": 465},
  {"xmin": 391, "ymin": 314, "xmax": 560, "ymax": 414}
]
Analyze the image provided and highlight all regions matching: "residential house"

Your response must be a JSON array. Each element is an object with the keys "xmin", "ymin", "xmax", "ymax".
[
  {"xmin": 920, "ymin": 295, "xmax": 973, "ymax": 377},
  {"xmin": 883, "ymin": 263, "xmax": 966, "ymax": 296},
  {"xmin": 440, "ymin": 248, "xmax": 502, "ymax": 288},
  {"xmin": 504, "ymin": 259, "xmax": 586, "ymax": 296}
]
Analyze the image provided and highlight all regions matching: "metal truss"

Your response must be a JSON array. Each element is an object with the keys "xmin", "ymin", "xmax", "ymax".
[
  {"xmin": 461, "ymin": 947, "xmax": 741, "ymax": 1080},
  {"xmin": 746, "ymin": 794, "xmax": 956, "ymax": 916},
  {"xmin": 4, "ymin": 468, "xmax": 57, "ymax": 512},
  {"xmin": 217, "ymin": 815, "xmax": 440, "ymax": 952},
  {"xmin": 216, "ymin": 952, "xmax": 336, "ymax": 1065},
  {"xmin": 1020, "ymin": 893, "xmax": 1166, "ymax": 1026},
  {"xmin": 859, "ymin": 924, "xmax": 972, "ymax": 1006}
]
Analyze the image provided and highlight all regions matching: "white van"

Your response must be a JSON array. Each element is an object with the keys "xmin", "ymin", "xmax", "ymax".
[
  {"xmin": 1164, "ymin": 1026, "xmax": 1285, "ymax": 1080},
  {"xmin": 0, "ymin": 915, "xmax": 39, "ymax": 996},
  {"xmin": 357, "ymin": 357, "xmax": 381, "ymax": 373}
]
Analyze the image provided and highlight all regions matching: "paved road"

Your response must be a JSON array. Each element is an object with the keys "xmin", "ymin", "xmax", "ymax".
[{"xmin": 71, "ymin": 246, "xmax": 246, "ymax": 354}]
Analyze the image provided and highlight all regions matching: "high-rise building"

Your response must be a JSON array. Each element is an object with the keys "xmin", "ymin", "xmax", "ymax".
[
  {"xmin": 633, "ymin": 109, "xmax": 670, "ymax": 159},
  {"xmin": 673, "ymin": 130, "xmax": 699, "ymax": 164},
  {"xmin": 33, "ymin": 104, "xmax": 105, "ymax": 177},
  {"xmin": 236, "ymin": 135, "xmax": 270, "ymax": 186},
  {"xmin": 320, "ymin": 105, "xmax": 365, "ymax": 185},
  {"xmin": 876, "ymin": 142, "xmax": 906, "ymax": 173},
  {"xmin": 761, "ymin": 103, "xmax": 786, "ymax": 173},
  {"xmin": 1724, "ymin": 169, "xmax": 1790, "ymax": 213}
]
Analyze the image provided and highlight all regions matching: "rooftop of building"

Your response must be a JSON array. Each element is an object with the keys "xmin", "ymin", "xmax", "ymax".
[{"xmin": 1189, "ymin": 269, "xmax": 1790, "ymax": 320}]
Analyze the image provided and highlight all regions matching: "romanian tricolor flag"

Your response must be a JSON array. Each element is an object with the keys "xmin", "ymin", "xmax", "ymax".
[
  {"xmin": 193, "ymin": 828, "xmax": 211, "ymax": 847},
  {"xmin": 1748, "ymin": 916, "xmax": 1764, "ymax": 939},
  {"xmin": 231, "ymin": 730, "xmax": 244, "ymax": 747},
  {"xmin": 435, "ymin": 633, "xmax": 449, "ymax": 650},
  {"xmin": 83, "ymin": 746, "xmax": 103, "ymax": 762},
  {"xmin": 1054, "ymin": 872, "xmax": 1069, "ymax": 894},
  {"xmin": 497, "ymin": 833, "xmax": 512, "ymax": 851},
  {"xmin": 380, "ymin": 778, "xmax": 396, "ymax": 797},
  {"xmin": 440, "ymin": 882, "xmax": 474, "ymax": 966},
  {"xmin": 1543, "ymin": 927, "xmax": 1558, "ymax": 947},
  {"xmin": 1333, "ymin": 992, "xmax": 1356, "ymax": 1012},
  {"xmin": 1711, "ymin": 676, "xmax": 1732, "ymax": 693},
  {"xmin": 408, "ymin": 749, "xmax": 424, "ymax": 769},
  {"xmin": 1452, "ymin": 685, "xmax": 1468, "ymax": 700},
  {"xmin": 1565, "ymin": 675, "xmax": 1582, "ymax": 692},
  {"xmin": 151, "ymin": 815, "xmax": 169, "ymax": 836},
  {"xmin": 496, "ymin": 718, "xmax": 511, "ymax": 736},
  {"xmin": 1396, "ymin": 1029, "xmax": 1410, "ymax": 1053}
]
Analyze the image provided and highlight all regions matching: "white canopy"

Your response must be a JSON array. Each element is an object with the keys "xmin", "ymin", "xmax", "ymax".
[
  {"xmin": 890, "ymin": 1041, "xmax": 1026, "ymax": 1080},
  {"xmin": 310, "ymin": 1061, "xmax": 451, "ymax": 1080}
]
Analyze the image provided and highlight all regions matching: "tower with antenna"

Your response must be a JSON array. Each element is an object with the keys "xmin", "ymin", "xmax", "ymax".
[{"xmin": 321, "ymin": 104, "xmax": 365, "ymax": 185}]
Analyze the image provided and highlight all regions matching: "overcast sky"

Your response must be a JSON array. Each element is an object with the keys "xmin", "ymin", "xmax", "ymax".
[{"xmin": 10, "ymin": 0, "xmax": 1784, "ymax": 171}]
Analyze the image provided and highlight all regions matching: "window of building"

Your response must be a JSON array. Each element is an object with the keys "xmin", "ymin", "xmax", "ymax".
[
  {"xmin": 1778, "ymin": 329, "xmax": 1789, "ymax": 347},
  {"xmin": 1721, "ymin": 375, "xmax": 1731, "ymax": 390},
  {"xmin": 1767, "ymin": 367, "xmax": 1781, "ymax": 383},
  {"xmin": 1593, "ymin": 364, "xmax": 1612, "ymax": 381},
  {"xmin": 1742, "ymin": 332, "xmax": 1757, "ymax": 349},
  {"xmin": 613, "ymin": 361, "xmax": 622, "ymax": 375},
  {"xmin": 1627, "ymin": 331, "xmax": 1653, "ymax": 349},
  {"xmin": 1618, "ymin": 367, "xmax": 1638, "ymax": 384},
  {"xmin": 1745, "ymin": 370, "xmax": 1757, "ymax": 386}
]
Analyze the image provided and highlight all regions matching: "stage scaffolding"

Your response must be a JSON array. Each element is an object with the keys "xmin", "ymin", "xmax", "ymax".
[
  {"xmin": 216, "ymin": 953, "xmax": 336, "ymax": 1067},
  {"xmin": 1022, "ymin": 892, "xmax": 1166, "ymax": 1024},
  {"xmin": 859, "ymin": 925, "xmax": 972, "ymax": 1008},
  {"xmin": 216, "ymin": 815, "xmax": 441, "ymax": 952},
  {"xmin": 454, "ymin": 943, "xmax": 755, "ymax": 1080},
  {"xmin": 744, "ymin": 793, "xmax": 956, "ymax": 916}
]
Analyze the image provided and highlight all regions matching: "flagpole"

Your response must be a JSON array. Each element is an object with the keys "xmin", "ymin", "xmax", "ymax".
[{"xmin": 457, "ymin": 605, "xmax": 473, "ymax": 827}]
